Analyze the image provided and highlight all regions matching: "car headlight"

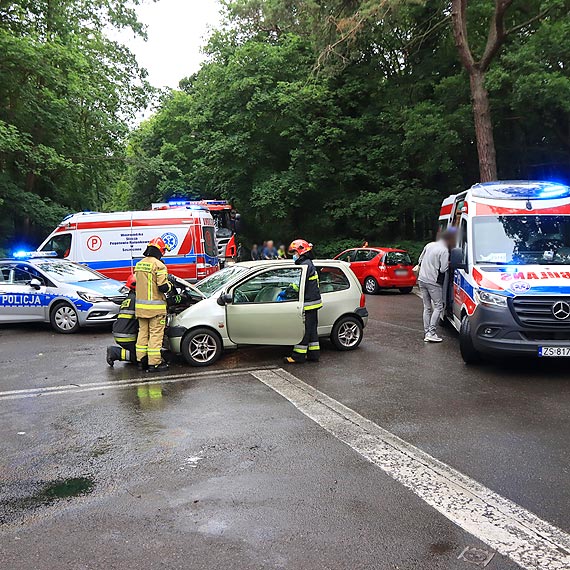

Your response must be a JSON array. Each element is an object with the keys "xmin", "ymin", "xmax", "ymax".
[
  {"xmin": 78, "ymin": 291, "xmax": 107, "ymax": 303},
  {"xmin": 475, "ymin": 290, "xmax": 508, "ymax": 307}
]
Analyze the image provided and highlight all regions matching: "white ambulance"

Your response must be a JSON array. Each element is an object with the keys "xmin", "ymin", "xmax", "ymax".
[
  {"xmin": 36, "ymin": 207, "xmax": 220, "ymax": 283},
  {"xmin": 439, "ymin": 180, "xmax": 570, "ymax": 363}
]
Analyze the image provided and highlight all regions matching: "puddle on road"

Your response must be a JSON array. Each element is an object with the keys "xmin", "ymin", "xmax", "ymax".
[{"xmin": 0, "ymin": 477, "xmax": 95, "ymax": 524}]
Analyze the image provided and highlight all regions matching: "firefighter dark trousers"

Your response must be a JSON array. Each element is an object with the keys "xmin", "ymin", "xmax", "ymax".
[
  {"xmin": 292, "ymin": 309, "xmax": 320, "ymax": 362},
  {"xmin": 108, "ymin": 340, "xmax": 137, "ymax": 363},
  {"xmin": 136, "ymin": 314, "xmax": 166, "ymax": 366}
]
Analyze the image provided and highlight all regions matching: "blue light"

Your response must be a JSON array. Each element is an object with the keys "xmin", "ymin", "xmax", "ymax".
[
  {"xmin": 13, "ymin": 250, "xmax": 29, "ymax": 258},
  {"xmin": 538, "ymin": 183, "xmax": 570, "ymax": 198}
]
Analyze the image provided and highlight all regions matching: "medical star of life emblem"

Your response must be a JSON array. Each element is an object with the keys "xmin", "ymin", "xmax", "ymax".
[
  {"xmin": 161, "ymin": 232, "xmax": 178, "ymax": 252},
  {"xmin": 552, "ymin": 300, "xmax": 570, "ymax": 320}
]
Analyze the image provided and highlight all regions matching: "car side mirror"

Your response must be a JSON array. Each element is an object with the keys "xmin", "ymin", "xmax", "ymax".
[
  {"xmin": 450, "ymin": 247, "xmax": 467, "ymax": 271},
  {"xmin": 29, "ymin": 278, "xmax": 42, "ymax": 290},
  {"xmin": 217, "ymin": 292, "xmax": 233, "ymax": 306}
]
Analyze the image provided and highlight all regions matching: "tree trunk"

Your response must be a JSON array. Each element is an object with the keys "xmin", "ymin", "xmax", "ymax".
[{"xmin": 469, "ymin": 70, "xmax": 497, "ymax": 182}]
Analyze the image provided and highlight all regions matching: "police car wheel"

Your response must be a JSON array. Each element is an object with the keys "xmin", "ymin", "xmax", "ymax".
[
  {"xmin": 50, "ymin": 302, "xmax": 80, "ymax": 334},
  {"xmin": 364, "ymin": 277, "xmax": 379, "ymax": 295},
  {"xmin": 181, "ymin": 328, "xmax": 222, "ymax": 367},
  {"xmin": 331, "ymin": 316, "xmax": 363, "ymax": 351},
  {"xmin": 459, "ymin": 315, "xmax": 481, "ymax": 365}
]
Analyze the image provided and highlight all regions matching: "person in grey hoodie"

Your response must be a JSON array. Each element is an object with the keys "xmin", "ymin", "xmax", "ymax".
[{"xmin": 417, "ymin": 230, "xmax": 455, "ymax": 342}]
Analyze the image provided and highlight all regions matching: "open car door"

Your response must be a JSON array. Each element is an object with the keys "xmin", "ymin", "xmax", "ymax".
[{"xmin": 225, "ymin": 266, "xmax": 306, "ymax": 345}]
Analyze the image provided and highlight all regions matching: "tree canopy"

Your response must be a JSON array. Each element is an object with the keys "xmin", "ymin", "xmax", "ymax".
[
  {"xmin": 0, "ymin": 0, "xmax": 151, "ymax": 252},
  {"xmin": 2, "ymin": 0, "xmax": 570, "ymax": 255},
  {"xmin": 118, "ymin": 0, "xmax": 570, "ymax": 251}
]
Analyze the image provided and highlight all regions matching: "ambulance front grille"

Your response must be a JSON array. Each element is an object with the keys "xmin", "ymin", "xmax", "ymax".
[{"xmin": 510, "ymin": 296, "xmax": 570, "ymax": 328}]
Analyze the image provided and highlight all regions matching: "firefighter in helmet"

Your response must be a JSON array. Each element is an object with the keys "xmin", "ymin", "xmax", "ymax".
[
  {"xmin": 134, "ymin": 237, "xmax": 173, "ymax": 372},
  {"xmin": 284, "ymin": 239, "xmax": 322, "ymax": 364},
  {"xmin": 106, "ymin": 274, "xmax": 138, "ymax": 366}
]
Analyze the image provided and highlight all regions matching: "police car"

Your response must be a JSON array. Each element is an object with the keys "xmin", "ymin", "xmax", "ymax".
[{"xmin": 0, "ymin": 252, "xmax": 127, "ymax": 333}]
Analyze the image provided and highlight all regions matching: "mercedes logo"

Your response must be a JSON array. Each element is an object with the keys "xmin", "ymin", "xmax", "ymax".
[{"xmin": 552, "ymin": 301, "xmax": 570, "ymax": 320}]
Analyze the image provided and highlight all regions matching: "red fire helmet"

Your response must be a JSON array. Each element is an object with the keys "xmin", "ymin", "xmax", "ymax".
[
  {"xmin": 288, "ymin": 239, "xmax": 313, "ymax": 256},
  {"xmin": 147, "ymin": 237, "xmax": 170, "ymax": 256},
  {"xmin": 125, "ymin": 274, "xmax": 136, "ymax": 291}
]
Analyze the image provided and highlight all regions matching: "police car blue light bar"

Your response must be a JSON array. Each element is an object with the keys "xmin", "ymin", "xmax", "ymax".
[{"xmin": 13, "ymin": 250, "xmax": 58, "ymax": 259}]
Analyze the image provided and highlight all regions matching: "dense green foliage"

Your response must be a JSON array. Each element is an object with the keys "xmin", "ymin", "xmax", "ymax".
[
  {"xmin": 2, "ymin": 0, "xmax": 570, "ymax": 256},
  {"xmin": 120, "ymin": 0, "xmax": 570, "ymax": 251},
  {"xmin": 0, "ymin": 0, "xmax": 151, "ymax": 252}
]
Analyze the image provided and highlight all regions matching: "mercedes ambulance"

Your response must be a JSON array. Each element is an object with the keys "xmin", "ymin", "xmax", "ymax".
[
  {"xmin": 439, "ymin": 180, "xmax": 570, "ymax": 363},
  {"xmin": 36, "ymin": 207, "xmax": 220, "ymax": 282}
]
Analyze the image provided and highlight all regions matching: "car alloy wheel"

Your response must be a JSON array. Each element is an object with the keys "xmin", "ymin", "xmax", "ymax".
[
  {"xmin": 337, "ymin": 321, "xmax": 361, "ymax": 347},
  {"xmin": 189, "ymin": 333, "xmax": 218, "ymax": 363},
  {"xmin": 181, "ymin": 327, "xmax": 223, "ymax": 367},
  {"xmin": 364, "ymin": 277, "xmax": 378, "ymax": 294}
]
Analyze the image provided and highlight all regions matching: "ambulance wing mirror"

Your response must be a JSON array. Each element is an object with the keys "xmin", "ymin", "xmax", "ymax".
[
  {"xmin": 217, "ymin": 291, "xmax": 233, "ymax": 306},
  {"xmin": 450, "ymin": 248, "xmax": 467, "ymax": 271},
  {"xmin": 29, "ymin": 278, "xmax": 42, "ymax": 290}
]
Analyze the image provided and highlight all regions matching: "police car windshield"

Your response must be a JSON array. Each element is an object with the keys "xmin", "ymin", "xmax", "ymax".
[
  {"xmin": 473, "ymin": 216, "xmax": 570, "ymax": 265},
  {"xmin": 196, "ymin": 266, "xmax": 248, "ymax": 297},
  {"xmin": 35, "ymin": 261, "xmax": 105, "ymax": 283}
]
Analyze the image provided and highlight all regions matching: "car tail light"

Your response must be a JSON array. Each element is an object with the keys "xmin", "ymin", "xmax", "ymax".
[{"xmin": 360, "ymin": 293, "xmax": 366, "ymax": 308}]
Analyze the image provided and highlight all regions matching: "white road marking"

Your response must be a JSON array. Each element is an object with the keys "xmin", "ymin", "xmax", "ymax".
[
  {"xmin": 251, "ymin": 368, "xmax": 570, "ymax": 570},
  {"xmin": 0, "ymin": 365, "xmax": 277, "ymax": 401}
]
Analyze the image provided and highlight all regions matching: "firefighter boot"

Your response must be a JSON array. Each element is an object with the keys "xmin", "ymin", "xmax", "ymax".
[
  {"xmin": 147, "ymin": 361, "xmax": 169, "ymax": 373},
  {"xmin": 138, "ymin": 356, "xmax": 149, "ymax": 372},
  {"xmin": 106, "ymin": 346, "xmax": 121, "ymax": 367}
]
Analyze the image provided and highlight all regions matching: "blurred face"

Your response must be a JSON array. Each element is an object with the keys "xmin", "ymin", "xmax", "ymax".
[{"xmin": 267, "ymin": 241, "xmax": 274, "ymax": 249}]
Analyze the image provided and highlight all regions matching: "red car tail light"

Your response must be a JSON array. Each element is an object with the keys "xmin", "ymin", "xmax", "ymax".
[{"xmin": 360, "ymin": 293, "xmax": 366, "ymax": 308}]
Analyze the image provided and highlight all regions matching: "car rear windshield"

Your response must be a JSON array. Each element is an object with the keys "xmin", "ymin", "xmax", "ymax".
[{"xmin": 385, "ymin": 252, "xmax": 412, "ymax": 266}]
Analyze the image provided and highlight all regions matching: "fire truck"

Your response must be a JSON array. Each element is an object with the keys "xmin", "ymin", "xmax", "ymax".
[
  {"xmin": 152, "ymin": 200, "xmax": 239, "ymax": 265},
  {"xmin": 438, "ymin": 180, "xmax": 570, "ymax": 363}
]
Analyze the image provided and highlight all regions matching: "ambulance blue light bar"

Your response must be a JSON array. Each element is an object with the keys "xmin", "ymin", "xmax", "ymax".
[{"xmin": 13, "ymin": 250, "xmax": 58, "ymax": 259}]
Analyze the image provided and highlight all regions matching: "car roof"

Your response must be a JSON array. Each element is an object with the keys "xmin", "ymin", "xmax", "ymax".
[
  {"xmin": 342, "ymin": 247, "xmax": 407, "ymax": 253},
  {"xmin": 236, "ymin": 259, "xmax": 347, "ymax": 268}
]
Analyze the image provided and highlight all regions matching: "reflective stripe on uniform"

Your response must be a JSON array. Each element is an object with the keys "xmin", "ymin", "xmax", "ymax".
[
  {"xmin": 136, "ymin": 302, "xmax": 167, "ymax": 310},
  {"xmin": 121, "ymin": 348, "xmax": 127, "ymax": 359},
  {"xmin": 136, "ymin": 344, "xmax": 148, "ymax": 351},
  {"xmin": 304, "ymin": 302, "xmax": 323, "ymax": 310},
  {"xmin": 308, "ymin": 274, "xmax": 319, "ymax": 280},
  {"xmin": 293, "ymin": 345, "xmax": 308, "ymax": 354},
  {"xmin": 309, "ymin": 342, "xmax": 320, "ymax": 350},
  {"xmin": 116, "ymin": 336, "xmax": 137, "ymax": 343},
  {"xmin": 136, "ymin": 298, "xmax": 165, "ymax": 305},
  {"xmin": 117, "ymin": 313, "xmax": 135, "ymax": 319}
]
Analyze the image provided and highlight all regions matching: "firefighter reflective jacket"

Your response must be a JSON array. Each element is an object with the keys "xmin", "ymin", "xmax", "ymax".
[
  {"xmin": 295, "ymin": 255, "xmax": 322, "ymax": 311},
  {"xmin": 134, "ymin": 256, "xmax": 172, "ymax": 317},
  {"xmin": 112, "ymin": 290, "xmax": 138, "ymax": 344}
]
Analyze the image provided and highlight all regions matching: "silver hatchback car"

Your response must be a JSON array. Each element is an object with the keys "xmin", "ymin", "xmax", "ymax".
[{"xmin": 167, "ymin": 259, "xmax": 368, "ymax": 366}]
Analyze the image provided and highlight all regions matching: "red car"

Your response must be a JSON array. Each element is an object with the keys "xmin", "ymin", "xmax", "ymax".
[{"xmin": 334, "ymin": 247, "xmax": 416, "ymax": 295}]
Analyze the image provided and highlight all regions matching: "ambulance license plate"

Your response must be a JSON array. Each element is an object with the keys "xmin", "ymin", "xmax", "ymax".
[{"xmin": 538, "ymin": 346, "xmax": 570, "ymax": 357}]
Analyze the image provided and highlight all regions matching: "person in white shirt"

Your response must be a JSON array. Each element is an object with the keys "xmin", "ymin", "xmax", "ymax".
[{"xmin": 417, "ymin": 230, "xmax": 455, "ymax": 342}]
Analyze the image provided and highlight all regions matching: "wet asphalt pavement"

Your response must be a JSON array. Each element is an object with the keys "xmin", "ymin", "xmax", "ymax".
[{"xmin": 1, "ymin": 292, "xmax": 569, "ymax": 569}]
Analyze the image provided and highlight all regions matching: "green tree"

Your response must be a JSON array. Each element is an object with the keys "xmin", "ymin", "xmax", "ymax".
[{"xmin": 0, "ymin": 0, "xmax": 152, "ymax": 249}]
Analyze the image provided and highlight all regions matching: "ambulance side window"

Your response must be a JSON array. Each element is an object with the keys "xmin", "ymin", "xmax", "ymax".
[
  {"xmin": 43, "ymin": 233, "xmax": 72, "ymax": 258},
  {"xmin": 460, "ymin": 219, "xmax": 468, "ymax": 264}
]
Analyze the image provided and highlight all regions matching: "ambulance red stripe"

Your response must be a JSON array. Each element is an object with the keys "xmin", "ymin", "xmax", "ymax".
[{"xmin": 475, "ymin": 203, "xmax": 570, "ymax": 216}]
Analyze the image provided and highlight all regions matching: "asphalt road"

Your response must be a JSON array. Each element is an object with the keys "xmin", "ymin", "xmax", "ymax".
[{"xmin": 1, "ymin": 291, "xmax": 570, "ymax": 570}]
